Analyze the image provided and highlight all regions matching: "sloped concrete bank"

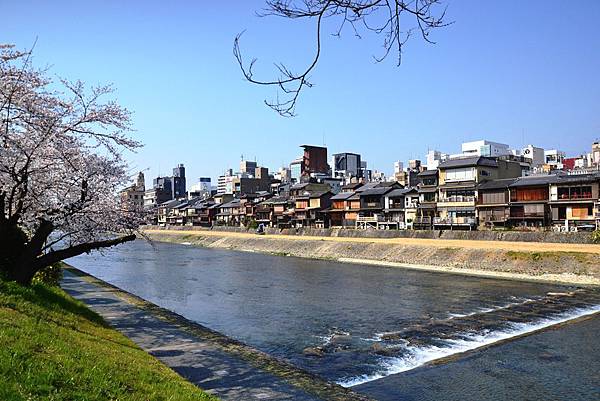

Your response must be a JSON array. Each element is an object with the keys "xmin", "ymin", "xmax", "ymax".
[
  {"xmin": 146, "ymin": 225, "xmax": 595, "ymax": 244},
  {"xmin": 144, "ymin": 229, "xmax": 600, "ymax": 286}
]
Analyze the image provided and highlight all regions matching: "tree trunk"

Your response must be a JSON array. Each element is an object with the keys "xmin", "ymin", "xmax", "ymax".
[{"xmin": 0, "ymin": 220, "xmax": 136, "ymax": 285}]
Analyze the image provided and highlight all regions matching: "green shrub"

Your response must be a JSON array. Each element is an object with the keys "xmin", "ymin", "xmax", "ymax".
[
  {"xmin": 591, "ymin": 230, "xmax": 600, "ymax": 244},
  {"xmin": 31, "ymin": 262, "xmax": 64, "ymax": 287}
]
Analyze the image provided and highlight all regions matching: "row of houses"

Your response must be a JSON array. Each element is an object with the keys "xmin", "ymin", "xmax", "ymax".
[{"xmin": 151, "ymin": 156, "xmax": 600, "ymax": 231}]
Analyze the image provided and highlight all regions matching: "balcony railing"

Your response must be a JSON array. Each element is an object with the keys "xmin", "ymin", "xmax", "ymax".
[
  {"xmin": 413, "ymin": 216, "xmax": 432, "ymax": 225},
  {"xmin": 433, "ymin": 217, "xmax": 477, "ymax": 225},
  {"xmin": 557, "ymin": 193, "xmax": 593, "ymax": 200},
  {"xmin": 439, "ymin": 196, "xmax": 476, "ymax": 203},
  {"xmin": 356, "ymin": 215, "xmax": 384, "ymax": 223}
]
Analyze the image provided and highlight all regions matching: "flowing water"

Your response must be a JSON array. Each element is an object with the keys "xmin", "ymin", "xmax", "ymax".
[{"xmin": 69, "ymin": 240, "xmax": 600, "ymax": 400}]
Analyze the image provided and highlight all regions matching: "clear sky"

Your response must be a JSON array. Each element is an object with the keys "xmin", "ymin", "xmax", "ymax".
[{"xmin": 4, "ymin": 0, "xmax": 600, "ymax": 185}]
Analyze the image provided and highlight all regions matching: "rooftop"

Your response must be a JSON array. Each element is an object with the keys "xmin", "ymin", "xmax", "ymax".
[
  {"xmin": 386, "ymin": 187, "xmax": 418, "ymax": 197},
  {"xmin": 359, "ymin": 187, "xmax": 394, "ymax": 196},
  {"xmin": 438, "ymin": 156, "xmax": 498, "ymax": 169},
  {"xmin": 418, "ymin": 169, "xmax": 438, "ymax": 177},
  {"xmin": 478, "ymin": 178, "xmax": 518, "ymax": 190}
]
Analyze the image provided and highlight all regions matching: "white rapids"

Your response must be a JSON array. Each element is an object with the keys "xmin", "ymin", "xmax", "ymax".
[{"xmin": 337, "ymin": 305, "xmax": 600, "ymax": 388}]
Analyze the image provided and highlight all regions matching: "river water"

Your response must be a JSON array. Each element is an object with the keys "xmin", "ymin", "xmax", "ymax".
[{"xmin": 69, "ymin": 240, "xmax": 600, "ymax": 400}]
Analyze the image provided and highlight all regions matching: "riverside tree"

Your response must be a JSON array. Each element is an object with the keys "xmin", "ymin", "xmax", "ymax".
[
  {"xmin": 0, "ymin": 44, "xmax": 141, "ymax": 285},
  {"xmin": 235, "ymin": 0, "xmax": 451, "ymax": 116}
]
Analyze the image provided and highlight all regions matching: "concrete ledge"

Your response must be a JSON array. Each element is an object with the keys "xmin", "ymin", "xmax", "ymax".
[{"xmin": 146, "ymin": 225, "xmax": 595, "ymax": 244}]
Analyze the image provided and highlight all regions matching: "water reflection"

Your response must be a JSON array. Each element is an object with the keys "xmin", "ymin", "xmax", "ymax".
[{"xmin": 70, "ymin": 240, "xmax": 599, "ymax": 392}]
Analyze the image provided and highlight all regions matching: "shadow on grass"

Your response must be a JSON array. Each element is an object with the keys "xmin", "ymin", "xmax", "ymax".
[{"xmin": 0, "ymin": 279, "xmax": 106, "ymax": 326}]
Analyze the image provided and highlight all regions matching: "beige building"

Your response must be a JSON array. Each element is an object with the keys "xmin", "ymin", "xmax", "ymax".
[{"xmin": 435, "ymin": 156, "xmax": 522, "ymax": 229}]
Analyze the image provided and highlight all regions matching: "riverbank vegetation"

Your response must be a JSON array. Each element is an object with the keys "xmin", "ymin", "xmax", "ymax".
[{"xmin": 0, "ymin": 279, "xmax": 217, "ymax": 401}]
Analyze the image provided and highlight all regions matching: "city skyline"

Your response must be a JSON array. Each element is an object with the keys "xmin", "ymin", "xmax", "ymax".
[{"xmin": 5, "ymin": 0, "xmax": 600, "ymax": 183}]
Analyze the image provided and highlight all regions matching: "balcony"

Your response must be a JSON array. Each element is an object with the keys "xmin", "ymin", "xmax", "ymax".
[
  {"xmin": 480, "ymin": 214, "xmax": 509, "ymax": 223},
  {"xmin": 433, "ymin": 217, "xmax": 477, "ymax": 226},
  {"xmin": 556, "ymin": 193, "xmax": 593, "ymax": 200},
  {"xmin": 510, "ymin": 212, "xmax": 545, "ymax": 218},
  {"xmin": 413, "ymin": 216, "xmax": 432, "ymax": 225},
  {"xmin": 356, "ymin": 215, "xmax": 384, "ymax": 223},
  {"xmin": 439, "ymin": 195, "xmax": 476, "ymax": 203}
]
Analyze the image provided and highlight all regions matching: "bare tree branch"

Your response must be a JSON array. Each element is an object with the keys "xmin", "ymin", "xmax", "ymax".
[{"xmin": 235, "ymin": 0, "xmax": 452, "ymax": 116}]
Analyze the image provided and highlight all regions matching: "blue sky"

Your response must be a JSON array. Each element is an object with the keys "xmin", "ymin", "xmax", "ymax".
[{"xmin": 4, "ymin": 0, "xmax": 600, "ymax": 185}]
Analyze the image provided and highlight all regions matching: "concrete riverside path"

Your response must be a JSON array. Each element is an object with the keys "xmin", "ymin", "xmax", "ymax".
[{"xmin": 61, "ymin": 267, "xmax": 372, "ymax": 401}]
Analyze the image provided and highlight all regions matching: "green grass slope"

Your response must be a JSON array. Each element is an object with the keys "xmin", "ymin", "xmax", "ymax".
[{"xmin": 0, "ymin": 279, "xmax": 218, "ymax": 401}]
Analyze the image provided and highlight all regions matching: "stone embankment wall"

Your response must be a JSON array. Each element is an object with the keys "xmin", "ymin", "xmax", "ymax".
[
  {"xmin": 147, "ymin": 225, "xmax": 595, "ymax": 244},
  {"xmin": 145, "ymin": 229, "xmax": 600, "ymax": 285}
]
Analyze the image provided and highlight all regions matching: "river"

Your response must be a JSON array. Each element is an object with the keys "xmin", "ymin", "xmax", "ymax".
[{"xmin": 69, "ymin": 240, "xmax": 600, "ymax": 400}]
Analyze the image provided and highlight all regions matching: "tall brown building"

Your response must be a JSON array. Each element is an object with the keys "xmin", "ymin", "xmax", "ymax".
[{"xmin": 301, "ymin": 145, "xmax": 329, "ymax": 176}]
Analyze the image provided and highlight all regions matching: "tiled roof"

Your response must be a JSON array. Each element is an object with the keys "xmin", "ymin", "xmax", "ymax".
[
  {"xmin": 359, "ymin": 187, "xmax": 393, "ymax": 196},
  {"xmin": 386, "ymin": 187, "xmax": 418, "ymax": 197},
  {"xmin": 331, "ymin": 192, "xmax": 354, "ymax": 200},
  {"xmin": 508, "ymin": 175, "xmax": 559, "ymax": 187},
  {"xmin": 478, "ymin": 178, "xmax": 518, "ymax": 190},
  {"xmin": 418, "ymin": 169, "xmax": 438, "ymax": 177},
  {"xmin": 438, "ymin": 156, "xmax": 498, "ymax": 169}
]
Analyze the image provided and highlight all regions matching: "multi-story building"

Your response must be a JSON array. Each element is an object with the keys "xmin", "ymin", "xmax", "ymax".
[
  {"xmin": 477, "ymin": 172, "xmax": 600, "ymax": 230},
  {"xmin": 188, "ymin": 177, "xmax": 212, "ymax": 199},
  {"xmin": 382, "ymin": 187, "xmax": 419, "ymax": 229},
  {"xmin": 435, "ymin": 156, "xmax": 522, "ymax": 229},
  {"xmin": 301, "ymin": 145, "xmax": 329, "ymax": 177},
  {"xmin": 461, "ymin": 140, "xmax": 511, "ymax": 158},
  {"xmin": 217, "ymin": 169, "xmax": 234, "ymax": 194},
  {"xmin": 332, "ymin": 152, "xmax": 362, "ymax": 180},
  {"xmin": 255, "ymin": 166, "xmax": 269, "ymax": 180},
  {"xmin": 274, "ymin": 167, "xmax": 292, "ymax": 183},
  {"xmin": 592, "ymin": 141, "xmax": 600, "ymax": 168},
  {"xmin": 328, "ymin": 192, "xmax": 355, "ymax": 227},
  {"xmin": 425, "ymin": 150, "xmax": 448, "ymax": 170},
  {"xmin": 414, "ymin": 169, "xmax": 438, "ymax": 229},
  {"xmin": 120, "ymin": 171, "xmax": 145, "ymax": 212},
  {"xmin": 549, "ymin": 173, "xmax": 599, "ymax": 230},
  {"xmin": 518, "ymin": 145, "xmax": 545, "ymax": 169},
  {"xmin": 508, "ymin": 175, "xmax": 554, "ymax": 227},
  {"xmin": 292, "ymin": 191, "xmax": 332, "ymax": 228},
  {"xmin": 172, "ymin": 164, "xmax": 186, "ymax": 199},
  {"xmin": 290, "ymin": 159, "xmax": 302, "ymax": 183},
  {"xmin": 544, "ymin": 149, "xmax": 566, "ymax": 170},
  {"xmin": 240, "ymin": 160, "xmax": 257, "ymax": 176}
]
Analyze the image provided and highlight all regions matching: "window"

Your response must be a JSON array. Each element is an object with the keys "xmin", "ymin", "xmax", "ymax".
[
  {"xmin": 511, "ymin": 187, "xmax": 548, "ymax": 202},
  {"xmin": 445, "ymin": 168, "xmax": 474, "ymax": 182},
  {"xmin": 571, "ymin": 207, "xmax": 590, "ymax": 219},
  {"xmin": 558, "ymin": 207, "xmax": 566, "ymax": 220},
  {"xmin": 524, "ymin": 204, "xmax": 544, "ymax": 215},
  {"xmin": 481, "ymin": 191, "xmax": 506, "ymax": 204}
]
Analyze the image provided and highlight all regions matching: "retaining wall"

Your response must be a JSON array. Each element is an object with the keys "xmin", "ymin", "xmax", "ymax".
[{"xmin": 145, "ymin": 225, "xmax": 594, "ymax": 244}]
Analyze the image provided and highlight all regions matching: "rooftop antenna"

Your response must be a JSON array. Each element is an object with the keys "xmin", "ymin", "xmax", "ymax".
[{"xmin": 241, "ymin": 154, "xmax": 244, "ymax": 161}]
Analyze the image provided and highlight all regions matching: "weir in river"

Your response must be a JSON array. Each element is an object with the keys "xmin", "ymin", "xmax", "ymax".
[{"xmin": 70, "ymin": 240, "xmax": 600, "ymax": 400}]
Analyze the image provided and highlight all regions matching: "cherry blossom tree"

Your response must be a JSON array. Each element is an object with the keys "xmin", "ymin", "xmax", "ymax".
[
  {"xmin": 235, "ymin": 0, "xmax": 451, "ymax": 116},
  {"xmin": 0, "ymin": 44, "xmax": 141, "ymax": 285}
]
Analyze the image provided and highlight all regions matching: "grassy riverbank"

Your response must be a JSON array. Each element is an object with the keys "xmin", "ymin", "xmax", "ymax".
[
  {"xmin": 144, "ymin": 229, "xmax": 600, "ymax": 286},
  {"xmin": 0, "ymin": 279, "xmax": 217, "ymax": 401}
]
